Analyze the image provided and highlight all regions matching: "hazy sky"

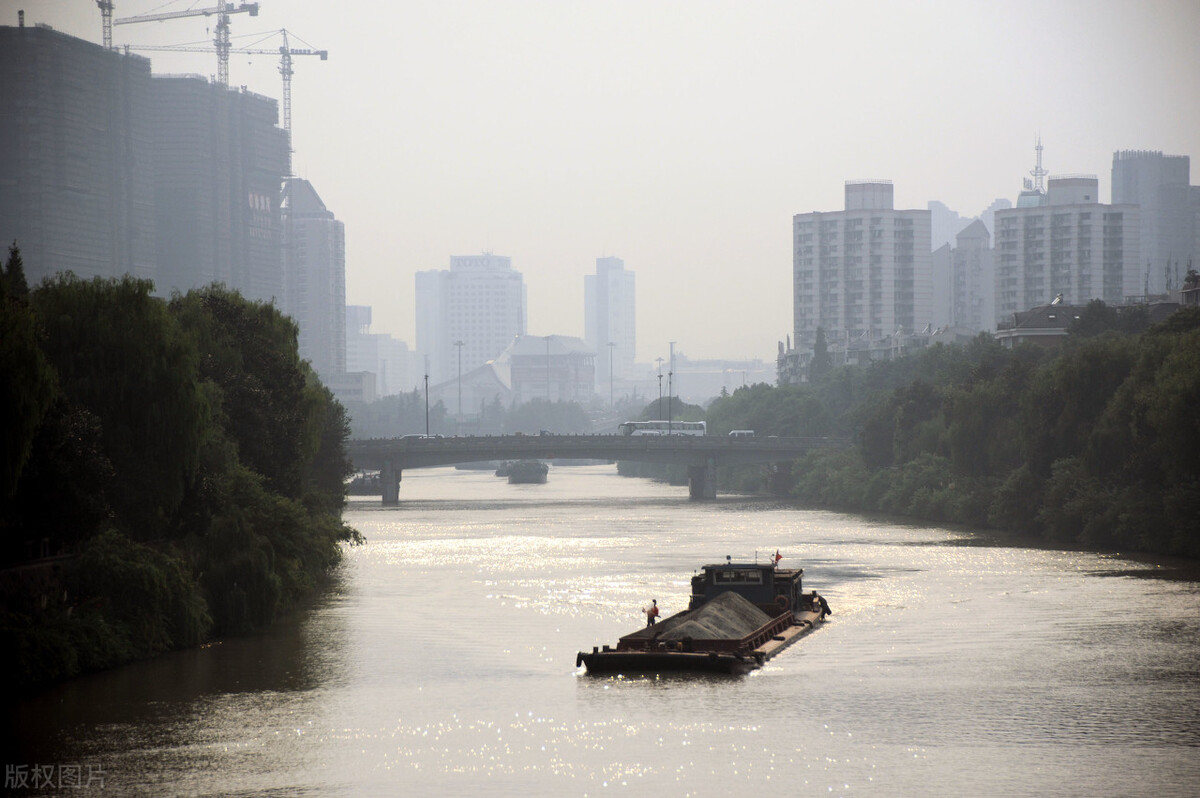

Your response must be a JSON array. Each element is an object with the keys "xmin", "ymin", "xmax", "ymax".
[{"xmin": 13, "ymin": 0, "xmax": 1200, "ymax": 362}]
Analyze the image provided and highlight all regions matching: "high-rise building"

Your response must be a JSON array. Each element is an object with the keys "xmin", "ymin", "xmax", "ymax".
[
  {"xmin": 792, "ymin": 180, "xmax": 932, "ymax": 353},
  {"xmin": 584, "ymin": 256, "xmax": 635, "ymax": 388},
  {"xmin": 150, "ymin": 75, "xmax": 289, "ymax": 304},
  {"xmin": 345, "ymin": 305, "xmax": 416, "ymax": 397},
  {"xmin": 994, "ymin": 175, "xmax": 1140, "ymax": 324},
  {"xmin": 415, "ymin": 254, "xmax": 526, "ymax": 384},
  {"xmin": 0, "ymin": 22, "xmax": 290, "ymax": 304},
  {"xmin": 952, "ymin": 220, "xmax": 995, "ymax": 332},
  {"xmin": 1111, "ymin": 150, "xmax": 1197, "ymax": 294},
  {"xmin": 0, "ymin": 23, "xmax": 157, "ymax": 285},
  {"xmin": 282, "ymin": 178, "xmax": 345, "ymax": 381}
]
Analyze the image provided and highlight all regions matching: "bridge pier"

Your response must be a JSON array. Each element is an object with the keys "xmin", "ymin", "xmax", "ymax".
[
  {"xmin": 687, "ymin": 461, "xmax": 718, "ymax": 500},
  {"xmin": 381, "ymin": 461, "xmax": 401, "ymax": 505}
]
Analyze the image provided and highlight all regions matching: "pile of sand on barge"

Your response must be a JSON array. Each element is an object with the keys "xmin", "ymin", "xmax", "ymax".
[{"xmin": 657, "ymin": 592, "xmax": 772, "ymax": 641}]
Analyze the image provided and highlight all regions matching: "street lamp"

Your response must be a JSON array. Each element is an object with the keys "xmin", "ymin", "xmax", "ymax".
[
  {"xmin": 607, "ymin": 341, "xmax": 616, "ymax": 409},
  {"xmin": 453, "ymin": 340, "xmax": 465, "ymax": 423},
  {"xmin": 655, "ymin": 357, "xmax": 664, "ymax": 419},
  {"xmin": 668, "ymin": 341, "xmax": 676, "ymax": 434},
  {"xmin": 423, "ymin": 355, "xmax": 430, "ymax": 437}
]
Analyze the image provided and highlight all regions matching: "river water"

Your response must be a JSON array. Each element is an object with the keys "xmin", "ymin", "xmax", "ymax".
[{"xmin": 7, "ymin": 465, "xmax": 1200, "ymax": 797}]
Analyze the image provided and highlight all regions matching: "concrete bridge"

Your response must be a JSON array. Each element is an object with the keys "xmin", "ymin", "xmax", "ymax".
[{"xmin": 346, "ymin": 434, "xmax": 843, "ymax": 503}]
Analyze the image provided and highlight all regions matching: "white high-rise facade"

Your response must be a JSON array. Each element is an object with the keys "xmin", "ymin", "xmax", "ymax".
[
  {"xmin": 584, "ymin": 256, "xmax": 635, "ymax": 388},
  {"xmin": 415, "ymin": 254, "xmax": 526, "ymax": 384},
  {"xmin": 994, "ymin": 176, "xmax": 1140, "ymax": 324},
  {"xmin": 792, "ymin": 181, "xmax": 932, "ymax": 352}
]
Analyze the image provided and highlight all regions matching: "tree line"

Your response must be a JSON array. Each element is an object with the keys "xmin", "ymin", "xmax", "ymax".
[
  {"xmin": 704, "ymin": 301, "xmax": 1200, "ymax": 559},
  {"xmin": 1, "ymin": 245, "xmax": 359, "ymax": 693}
]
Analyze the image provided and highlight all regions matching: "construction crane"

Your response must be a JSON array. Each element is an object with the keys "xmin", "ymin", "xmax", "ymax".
[
  {"xmin": 112, "ymin": 2, "xmax": 260, "ymax": 86},
  {"xmin": 125, "ymin": 29, "xmax": 327, "ymax": 142},
  {"xmin": 96, "ymin": 1, "xmax": 114, "ymax": 49}
]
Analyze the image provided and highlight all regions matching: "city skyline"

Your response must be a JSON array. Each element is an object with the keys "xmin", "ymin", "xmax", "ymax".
[{"xmin": 12, "ymin": 1, "xmax": 1200, "ymax": 360}]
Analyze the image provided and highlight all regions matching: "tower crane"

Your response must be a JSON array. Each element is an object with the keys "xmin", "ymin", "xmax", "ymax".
[
  {"xmin": 96, "ymin": 1, "xmax": 114, "ymax": 49},
  {"xmin": 125, "ymin": 29, "xmax": 326, "ymax": 144},
  {"xmin": 111, "ymin": 2, "xmax": 260, "ymax": 86}
]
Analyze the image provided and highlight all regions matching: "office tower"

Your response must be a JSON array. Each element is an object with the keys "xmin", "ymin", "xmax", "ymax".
[
  {"xmin": 792, "ymin": 180, "xmax": 932, "ymax": 352},
  {"xmin": 1111, "ymin": 150, "xmax": 1197, "ymax": 294},
  {"xmin": 415, "ymin": 254, "xmax": 526, "ymax": 384},
  {"xmin": 994, "ymin": 175, "xmax": 1140, "ymax": 324},
  {"xmin": 282, "ymin": 178, "xmax": 345, "ymax": 381},
  {"xmin": 584, "ymin": 256, "xmax": 635, "ymax": 387}
]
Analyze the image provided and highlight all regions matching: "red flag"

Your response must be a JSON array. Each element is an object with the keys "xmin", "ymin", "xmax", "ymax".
[{"xmin": 773, "ymin": 550, "xmax": 782, "ymax": 564}]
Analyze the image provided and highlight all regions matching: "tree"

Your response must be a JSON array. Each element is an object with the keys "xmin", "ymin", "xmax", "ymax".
[
  {"xmin": 3, "ymin": 241, "xmax": 29, "ymax": 299},
  {"xmin": 32, "ymin": 275, "xmax": 208, "ymax": 539},
  {"xmin": 0, "ymin": 269, "xmax": 56, "ymax": 508},
  {"xmin": 809, "ymin": 327, "xmax": 833, "ymax": 382},
  {"xmin": 170, "ymin": 286, "xmax": 309, "ymax": 500}
]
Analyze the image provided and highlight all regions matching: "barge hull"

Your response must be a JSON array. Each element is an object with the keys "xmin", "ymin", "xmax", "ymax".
[{"xmin": 578, "ymin": 609, "xmax": 822, "ymax": 676}]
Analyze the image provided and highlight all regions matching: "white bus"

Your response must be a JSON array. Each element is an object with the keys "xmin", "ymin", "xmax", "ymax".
[{"xmin": 618, "ymin": 420, "xmax": 707, "ymax": 436}]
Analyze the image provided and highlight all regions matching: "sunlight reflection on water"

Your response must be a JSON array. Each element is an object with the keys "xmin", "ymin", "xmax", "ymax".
[{"xmin": 9, "ymin": 465, "xmax": 1200, "ymax": 797}]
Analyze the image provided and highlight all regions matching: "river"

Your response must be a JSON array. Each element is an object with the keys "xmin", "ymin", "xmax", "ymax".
[{"xmin": 7, "ymin": 465, "xmax": 1200, "ymax": 797}]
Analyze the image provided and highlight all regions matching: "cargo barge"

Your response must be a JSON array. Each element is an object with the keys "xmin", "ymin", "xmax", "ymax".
[
  {"xmin": 576, "ymin": 557, "xmax": 829, "ymax": 675},
  {"xmin": 507, "ymin": 460, "xmax": 549, "ymax": 484}
]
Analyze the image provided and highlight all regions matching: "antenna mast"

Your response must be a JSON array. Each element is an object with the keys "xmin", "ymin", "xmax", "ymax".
[{"xmin": 1030, "ymin": 135, "xmax": 1048, "ymax": 194}]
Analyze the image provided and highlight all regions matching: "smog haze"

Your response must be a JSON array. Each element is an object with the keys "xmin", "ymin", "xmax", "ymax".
[{"xmin": 17, "ymin": 0, "xmax": 1200, "ymax": 360}]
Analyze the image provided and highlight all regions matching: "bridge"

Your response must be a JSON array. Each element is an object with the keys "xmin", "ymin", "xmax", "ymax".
[{"xmin": 346, "ymin": 434, "xmax": 843, "ymax": 503}]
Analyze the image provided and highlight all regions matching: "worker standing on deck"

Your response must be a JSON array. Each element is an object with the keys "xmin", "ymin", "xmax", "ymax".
[
  {"xmin": 644, "ymin": 599, "xmax": 659, "ymax": 626},
  {"xmin": 813, "ymin": 592, "xmax": 831, "ymax": 617}
]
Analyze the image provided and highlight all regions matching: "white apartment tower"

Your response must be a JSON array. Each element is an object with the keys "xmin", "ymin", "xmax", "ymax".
[
  {"xmin": 416, "ymin": 254, "xmax": 527, "ymax": 384},
  {"xmin": 792, "ymin": 181, "xmax": 932, "ymax": 352},
  {"xmin": 584, "ymin": 256, "xmax": 636, "ymax": 387},
  {"xmin": 281, "ymin": 178, "xmax": 345, "ymax": 382},
  {"xmin": 994, "ymin": 175, "xmax": 1140, "ymax": 325}
]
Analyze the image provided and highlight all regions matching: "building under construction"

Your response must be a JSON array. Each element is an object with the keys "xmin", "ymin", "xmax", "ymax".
[
  {"xmin": 0, "ymin": 22, "xmax": 157, "ymax": 284},
  {"xmin": 150, "ymin": 74, "xmax": 289, "ymax": 303},
  {"xmin": 0, "ymin": 19, "xmax": 289, "ymax": 306}
]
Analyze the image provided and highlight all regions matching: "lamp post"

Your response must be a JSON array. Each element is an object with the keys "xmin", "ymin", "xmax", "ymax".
[
  {"xmin": 668, "ymin": 341, "xmax": 675, "ymax": 434},
  {"xmin": 453, "ymin": 340, "xmax": 464, "ymax": 424},
  {"xmin": 423, "ymin": 355, "xmax": 430, "ymax": 437},
  {"xmin": 545, "ymin": 335, "xmax": 552, "ymax": 403},
  {"xmin": 607, "ymin": 342, "xmax": 616, "ymax": 409},
  {"xmin": 656, "ymin": 357, "xmax": 663, "ymax": 420}
]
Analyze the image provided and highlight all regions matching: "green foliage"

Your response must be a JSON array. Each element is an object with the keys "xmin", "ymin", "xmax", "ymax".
[
  {"xmin": 3, "ymin": 240, "xmax": 30, "ymax": 298},
  {"xmin": 0, "ymin": 274, "xmax": 56, "ymax": 508},
  {"xmin": 3, "ymin": 273, "xmax": 358, "ymax": 692},
  {"xmin": 1069, "ymin": 299, "xmax": 1150, "ymax": 337},
  {"xmin": 809, "ymin": 327, "xmax": 833, "ymax": 382},
  {"xmin": 706, "ymin": 383, "xmax": 832, "ymax": 438},
  {"xmin": 32, "ymin": 275, "xmax": 208, "ymax": 539},
  {"xmin": 343, "ymin": 389, "xmax": 446, "ymax": 438},
  {"xmin": 170, "ymin": 286, "xmax": 307, "ymax": 500},
  {"xmin": 504, "ymin": 398, "xmax": 591, "ymax": 434},
  {"xmin": 728, "ymin": 316, "xmax": 1199, "ymax": 558}
]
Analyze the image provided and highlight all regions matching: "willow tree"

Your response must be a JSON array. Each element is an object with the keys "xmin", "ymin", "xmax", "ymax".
[{"xmin": 31, "ymin": 275, "xmax": 208, "ymax": 539}]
